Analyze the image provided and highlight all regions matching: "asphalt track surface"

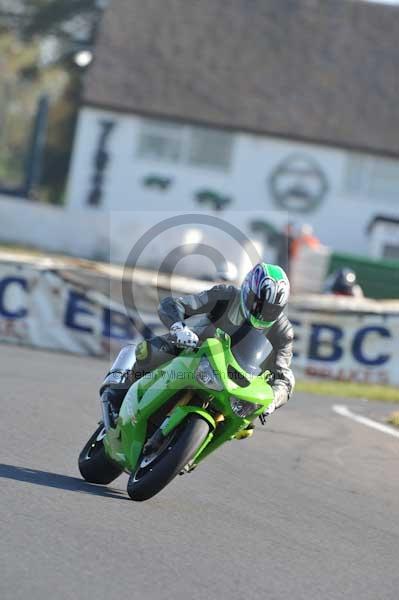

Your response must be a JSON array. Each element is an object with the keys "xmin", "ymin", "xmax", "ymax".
[{"xmin": 1, "ymin": 344, "xmax": 399, "ymax": 600}]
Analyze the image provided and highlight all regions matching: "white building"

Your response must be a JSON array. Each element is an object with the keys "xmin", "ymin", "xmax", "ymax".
[{"xmin": 66, "ymin": 0, "xmax": 399, "ymax": 261}]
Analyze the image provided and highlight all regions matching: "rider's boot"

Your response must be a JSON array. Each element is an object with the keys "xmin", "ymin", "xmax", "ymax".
[{"xmin": 234, "ymin": 423, "xmax": 255, "ymax": 440}]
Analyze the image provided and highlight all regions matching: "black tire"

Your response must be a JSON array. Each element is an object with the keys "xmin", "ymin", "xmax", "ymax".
[
  {"xmin": 78, "ymin": 424, "xmax": 124, "ymax": 485},
  {"xmin": 127, "ymin": 416, "xmax": 210, "ymax": 501}
]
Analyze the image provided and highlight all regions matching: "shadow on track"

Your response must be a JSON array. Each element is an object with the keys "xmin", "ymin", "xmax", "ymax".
[{"xmin": 0, "ymin": 463, "xmax": 129, "ymax": 501}]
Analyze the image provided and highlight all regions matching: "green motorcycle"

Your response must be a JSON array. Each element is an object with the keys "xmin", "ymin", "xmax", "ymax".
[{"xmin": 78, "ymin": 327, "xmax": 275, "ymax": 501}]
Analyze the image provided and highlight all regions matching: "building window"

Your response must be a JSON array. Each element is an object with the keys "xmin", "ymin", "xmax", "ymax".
[
  {"xmin": 137, "ymin": 120, "xmax": 184, "ymax": 162},
  {"xmin": 368, "ymin": 157, "xmax": 399, "ymax": 197},
  {"xmin": 383, "ymin": 244, "xmax": 399, "ymax": 260},
  {"xmin": 344, "ymin": 153, "xmax": 399, "ymax": 198},
  {"xmin": 188, "ymin": 127, "xmax": 233, "ymax": 169},
  {"xmin": 137, "ymin": 118, "xmax": 233, "ymax": 171}
]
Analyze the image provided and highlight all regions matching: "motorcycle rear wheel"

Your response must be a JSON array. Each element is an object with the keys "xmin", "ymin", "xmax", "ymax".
[
  {"xmin": 78, "ymin": 424, "xmax": 123, "ymax": 485},
  {"xmin": 127, "ymin": 415, "xmax": 209, "ymax": 501}
]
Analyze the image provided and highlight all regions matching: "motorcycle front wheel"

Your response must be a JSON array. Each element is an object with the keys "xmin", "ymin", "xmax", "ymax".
[
  {"xmin": 78, "ymin": 424, "xmax": 124, "ymax": 485},
  {"xmin": 127, "ymin": 415, "xmax": 209, "ymax": 501}
]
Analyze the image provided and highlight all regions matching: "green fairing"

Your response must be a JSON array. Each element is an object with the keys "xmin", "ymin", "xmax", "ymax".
[{"xmin": 103, "ymin": 330, "xmax": 275, "ymax": 474}]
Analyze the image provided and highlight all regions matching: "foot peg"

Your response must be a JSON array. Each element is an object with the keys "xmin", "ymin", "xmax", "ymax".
[{"xmin": 234, "ymin": 423, "xmax": 254, "ymax": 440}]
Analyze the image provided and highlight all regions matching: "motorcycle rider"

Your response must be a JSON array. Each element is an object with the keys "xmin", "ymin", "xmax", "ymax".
[{"xmin": 103, "ymin": 262, "xmax": 295, "ymax": 423}]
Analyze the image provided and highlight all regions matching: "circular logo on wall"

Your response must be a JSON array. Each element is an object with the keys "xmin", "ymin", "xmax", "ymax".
[{"xmin": 269, "ymin": 154, "xmax": 329, "ymax": 213}]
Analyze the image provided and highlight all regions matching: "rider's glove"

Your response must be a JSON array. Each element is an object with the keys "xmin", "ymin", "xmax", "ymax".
[{"xmin": 170, "ymin": 321, "xmax": 199, "ymax": 349}]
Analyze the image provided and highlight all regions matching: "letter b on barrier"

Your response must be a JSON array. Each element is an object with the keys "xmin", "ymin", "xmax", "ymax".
[{"xmin": 308, "ymin": 324, "xmax": 343, "ymax": 362}]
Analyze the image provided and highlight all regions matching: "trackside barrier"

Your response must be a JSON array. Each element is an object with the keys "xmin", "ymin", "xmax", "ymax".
[
  {"xmin": 0, "ymin": 262, "xmax": 160, "ymax": 357},
  {"xmin": 0, "ymin": 261, "xmax": 398, "ymax": 386}
]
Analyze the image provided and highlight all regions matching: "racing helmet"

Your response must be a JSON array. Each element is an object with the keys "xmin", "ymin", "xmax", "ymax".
[
  {"xmin": 240, "ymin": 263, "xmax": 290, "ymax": 329},
  {"xmin": 327, "ymin": 268, "xmax": 358, "ymax": 296}
]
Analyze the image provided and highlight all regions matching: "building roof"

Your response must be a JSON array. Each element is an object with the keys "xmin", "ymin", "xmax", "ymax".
[
  {"xmin": 84, "ymin": 0, "xmax": 399, "ymax": 156},
  {"xmin": 367, "ymin": 215, "xmax": 399, "ymax": 233}
]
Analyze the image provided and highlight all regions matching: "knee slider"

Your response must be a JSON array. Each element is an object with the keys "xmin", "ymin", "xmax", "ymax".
[{"xmin": 136, "ymin": 340, "xmax": 149, "ymax": 361}]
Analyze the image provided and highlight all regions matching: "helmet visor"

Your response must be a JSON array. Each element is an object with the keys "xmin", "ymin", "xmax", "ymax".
[{"xmin": 245, "ymin": 290, "xmax": 284, "ymax": 324}]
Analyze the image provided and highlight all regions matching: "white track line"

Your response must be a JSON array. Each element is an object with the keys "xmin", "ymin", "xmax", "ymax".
[{"xmin": 332, "ymin": 404, "xmax": 399, "ymax": 439}]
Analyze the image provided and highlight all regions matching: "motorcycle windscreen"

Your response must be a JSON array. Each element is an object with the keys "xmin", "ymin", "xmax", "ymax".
[{"xmin": 229, "ymin": 323, "xmax": 273, "ymax": 376}]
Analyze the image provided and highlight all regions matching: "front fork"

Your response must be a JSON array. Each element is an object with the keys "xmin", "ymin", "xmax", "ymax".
[
  {"xmin": 99, "ymin": 344, "xmax": 137, "ymax": 431},
  {"xmin": 143, "ymin": 405, "xmax": 216, "ymax": 458}
]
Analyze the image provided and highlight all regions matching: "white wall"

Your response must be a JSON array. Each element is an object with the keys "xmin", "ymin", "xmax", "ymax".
[
  {"xmin": 0, "ymin": 195, "xmax": 108, "ymax": 260},
  {"xmin": 0, "ymin": 196, "xmax": 269, "ymax": 281},
  {"xmin": 66, "ymin": 107, "xmax": 399, "ymax": 256}
]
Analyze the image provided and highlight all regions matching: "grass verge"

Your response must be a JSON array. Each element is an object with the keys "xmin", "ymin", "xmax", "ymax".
[
  {"xmin": 0, "ymin": 242, "xmax": 45, "ymax": 256},
  {"xmin": 296, "ymin": 379, "xmax": 399, "ymax": 403},
  {"xmin": 387, "ymin": 411, "xmax": 399, "ymax": 428}
]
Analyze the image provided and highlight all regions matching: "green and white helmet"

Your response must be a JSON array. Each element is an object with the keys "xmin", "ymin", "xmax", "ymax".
[{"xmin": 240, "ymin": 263, "xmax": 290, "ymax": 329}]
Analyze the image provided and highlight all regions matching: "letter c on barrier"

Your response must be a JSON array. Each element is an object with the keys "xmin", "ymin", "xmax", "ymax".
[
  {"xmin": 0, "ymin": 277, "xmax": 28, "ymax": 318},
  {"xmin": 352, "ymin": 326, "xmax": 391, "ymax": 366}
]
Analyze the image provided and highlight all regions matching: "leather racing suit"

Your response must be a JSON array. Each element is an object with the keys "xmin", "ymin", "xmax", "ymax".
[{"xmin": 133, "ymin": 284, "xmax": 295, "ymax": 409}]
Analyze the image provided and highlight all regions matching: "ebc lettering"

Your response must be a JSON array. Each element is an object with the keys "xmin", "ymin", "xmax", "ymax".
[
  {"xmin": 64, "ymin": 290, "xmax": 94, "ymax": 333},
  {"xmin": 102, "ymin": 308, "xmax": 135, "ymax": 340},
  {"xmin": 308, "ymin": 323, "xmax": 343, "ymax": 362},
  {"xmin": 65, "ymin": 291, "xmax": 138, "ymax": 341},
  {"xmin": 0, "ymin": 276, "xmax": 28, "ymax": 319},
  {"xmin": 352, "ymin": 326, "xmax": 391, "ymax": 366},
  {"xmin": 290, "ymin": 319, "xmax": 301, "ymax": 359}
]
